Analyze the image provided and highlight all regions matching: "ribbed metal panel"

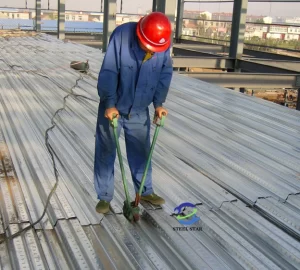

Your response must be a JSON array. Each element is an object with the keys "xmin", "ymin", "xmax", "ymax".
[
  {"xmin": 256, "ymin": 197, "xmax": 300, "ymax": 239},
  {"xmin": 5, "ymin": 224, "xmax": 48, "ymax": 269},
  {"xmin": 0, "ymin": 33, "xmax": 300, "ymax": 269},
  {"xmin": 161, "ymin": 81, "xmax": 300, "ymax": 202},
  {"xmin": 287, "ymin": 194, "xmax": 300, "ymax": 211},
  {"xmin": 0, "ymin": 72, "xmax": 76, "ymax": 229},
  {"xmin": 215, "ymin": 201, "xmax": 300, "ymax": 269}
]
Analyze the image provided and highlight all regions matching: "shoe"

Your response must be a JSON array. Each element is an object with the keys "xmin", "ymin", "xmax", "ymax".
[
  {"xmin": 140, "ymin": 193, "xmax": 165, "ymax": 205},
  {"xmin": 96, "ymin": 200, "xmax": 110, "ymax": 214}
]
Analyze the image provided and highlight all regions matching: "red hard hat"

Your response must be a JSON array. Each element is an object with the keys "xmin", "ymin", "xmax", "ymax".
[{"xmin": 136, "ymin": 12, "xmax": 172, "ymax": 53}]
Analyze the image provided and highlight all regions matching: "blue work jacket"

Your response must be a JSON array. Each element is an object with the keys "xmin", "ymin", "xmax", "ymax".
[{"xmin": 97, "ymin": 22, "xmax": 173, "ymax": 116}]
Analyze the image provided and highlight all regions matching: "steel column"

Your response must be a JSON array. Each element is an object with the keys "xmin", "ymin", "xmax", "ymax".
[
  {"xmin": 156, "ymin": 0, "xmax": 166, "ymax": 12},
  {"xmin": 297, "ymin": 89, "xmax": 300, "ymax": 111},
  {"xmin": 152, "ymin": 0, "xmax": 158, "ymax": 11},
  {"xmin": 57, "ymin": 0, "xmax": 65, "ymax": 40},
  {"xmin": 35, "ymin": 0, "xmax": 41, "ymax": 32},
  {"xmin": 102, "ymin": 0, "xmax": 116, "ymax": 53},
  {"xmin": 156, "ymin": 0, "xmax": 177, "ymax": 26},
  {"xmin": 229, "ymin": 0, "xmax": 248, "ymax": 60},
  {"xmin": 175, "ymin": 0, "xmax": 184, "ymax": 43},
  {"xmin": 156, "ymin": 0, "xmax": 177, "ymax": 55}
]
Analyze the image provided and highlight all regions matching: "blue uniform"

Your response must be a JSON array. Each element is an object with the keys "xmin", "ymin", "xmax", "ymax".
[{"xmin": 94, "ymin": 22, "xmax": 173, "ymax": 202}]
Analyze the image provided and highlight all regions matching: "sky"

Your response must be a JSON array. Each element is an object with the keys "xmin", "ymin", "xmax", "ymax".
[{"xmin": 1, "ymin": 0, "xmax": 300, "ymax": 17}]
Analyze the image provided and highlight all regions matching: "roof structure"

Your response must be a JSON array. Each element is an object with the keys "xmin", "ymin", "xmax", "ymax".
[{"xmin": 0, "ymin": 32, "xmax": 300, "ymax": 269}]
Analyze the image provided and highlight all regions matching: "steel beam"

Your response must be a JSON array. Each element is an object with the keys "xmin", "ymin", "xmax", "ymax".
[
  {"xmin": 176, "ymin": 39, "xmax": 300, "ymax": 61},
  {"xmin": 57, "ymin": 0, "xmax": 65, "ymax": 40},
  {"xmin": 175, "ymin": 0, "xmax": 184, "ymax": 43},
  {"xmin": 243, "ymin": 48, "xmax": 300, "ymax": 61},
  {"xmin": 172, "ymin": 56, "xmax": 300, "ymax": 73},
  {"xmin": 173, "ymin": 47, "xmax": 222, "ymax": 57},
  {"xmin": 172, "ymin": 56, "xmax": 299, "ymax": 73},
  {"xmin": 175, "ymin": 40, "xmax": 226, "ymax": 53},
  {"xmin": 172, "ymin": 57, "xmax": 234, "ymax": 69},
  {"xmin": 172, "ymin": 50, "xmax": 300, "ymax": 73},
  {"xmin": 243, "ymin": 59, "xmax": 300, "ymax": 72},
  {"xmin": 179, "ymin": 72, "xmax": 300, "ymax": 89},
  {"xmin": 35, "ymin": 0, "xmax": 41, "ymax": 32},
  {"xmin": 102, "ymin": 0, "xmax": 116, "ymax": 53},
  {"xmin": 238, "ymin": 60, "xmax": 300, "ymax": 74},
  {"xmin": 229, "ymin": 0, "xmax": 248, "ymax": 61}
]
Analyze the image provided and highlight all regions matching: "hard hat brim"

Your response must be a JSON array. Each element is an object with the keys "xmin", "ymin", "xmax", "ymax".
[{"xmin": 136, "ymin": 19, "xmax": 171, "ymax": 53}]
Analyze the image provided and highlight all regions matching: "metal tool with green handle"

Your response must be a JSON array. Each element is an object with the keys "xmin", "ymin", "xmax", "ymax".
[
  {"xmin": 132, "ymin": 112, "xmax": 166, "ymax": 221},
  {"xmin": 111, "ymin": 114, "xmax": 137, "ymax": 223},
  {"xmin": 111, "ymin": 112, "xmax": 166, "ymax": 222}
]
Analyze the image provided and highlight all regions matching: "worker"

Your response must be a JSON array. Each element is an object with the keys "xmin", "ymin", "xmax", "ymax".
[{"xmin": 94, "ymin": 12, "xmax": 173, "ymax": 214}]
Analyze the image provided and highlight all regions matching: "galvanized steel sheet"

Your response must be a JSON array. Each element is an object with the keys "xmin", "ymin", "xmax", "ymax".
[{"xmin": 0, "ymin": 33, "xmax": 300, "ymax": 269}]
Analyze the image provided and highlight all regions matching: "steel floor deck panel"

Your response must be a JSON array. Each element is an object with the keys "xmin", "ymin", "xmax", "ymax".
[{"xmin": 0, "ymin": 33, "xmax": 300, "ymax": 269}]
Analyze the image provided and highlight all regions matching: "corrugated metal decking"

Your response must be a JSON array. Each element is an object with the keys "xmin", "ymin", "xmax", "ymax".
[{"xmin": 0, "ymin": 33, "xmax": 300, "ymax": 269}]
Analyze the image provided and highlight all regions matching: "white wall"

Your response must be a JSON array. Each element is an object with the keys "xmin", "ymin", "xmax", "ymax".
[
  {"xmin": 288, "ymin": 27, "xmax": 300, "ymax": 34},
  {"xmin": 7, "ymin": 12, "xmax": 30, "ymax": 19},
  {"xmin": 245, "ymin": 30, "xmax": 264, "ymax": 39},
  {"xmin": 285, "ymin": 34, "xmax": 299, "ymax": 40},
  {"xmin": 65, "ymin": 13, "xmax": 89, "ymax": 21},
  {"xmin": 182, "ymin": 27, "xmax": 197, "ymax": 36},
  {"xmin": 263, "ymin": 16, "xmax": 272, "ymax": 24},
  {"xmin": 200, "ymin": 11, "xmax": 212, "ymax": 20}
]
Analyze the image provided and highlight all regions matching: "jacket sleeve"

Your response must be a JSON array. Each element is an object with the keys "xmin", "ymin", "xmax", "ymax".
[
  {"xmin": 152, "ymin": 48, "xmax": 173, "ymax": 109},
  {"xmin": 97, "ymin": 31, "xmax": 121, "ymax": 109}
]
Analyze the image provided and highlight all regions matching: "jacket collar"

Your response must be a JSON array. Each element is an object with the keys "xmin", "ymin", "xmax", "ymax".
[
  {"xmin": 131, "ymin": 24, "xmax": 155, "ymax": 61},
  {"xmin": 132, "ymin": 30, "xmax": 143, "ymax": 60}
]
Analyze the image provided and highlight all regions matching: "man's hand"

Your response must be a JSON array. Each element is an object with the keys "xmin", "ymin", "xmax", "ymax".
[
  {"xmin": 155, "ymin": 107, "xmax": 168, "ymax": 119},
  {"xmin": 105, "ymin": 107, "xmax": 119, "ymax": 121}
]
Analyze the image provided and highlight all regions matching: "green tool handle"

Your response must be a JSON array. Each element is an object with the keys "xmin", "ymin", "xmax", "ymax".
[
  {"xmin": 134, "ymin": 112, "xmax": 166, "ymax": 206},
  {"xmin": 111, "ymin": 115, "xmax": 131, "ymax": 205}
]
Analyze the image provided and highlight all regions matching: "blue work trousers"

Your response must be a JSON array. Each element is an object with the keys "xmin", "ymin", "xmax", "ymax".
[{"xmin": 94, "ymin": 105, "xmax": 153, "ymax": 202}]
